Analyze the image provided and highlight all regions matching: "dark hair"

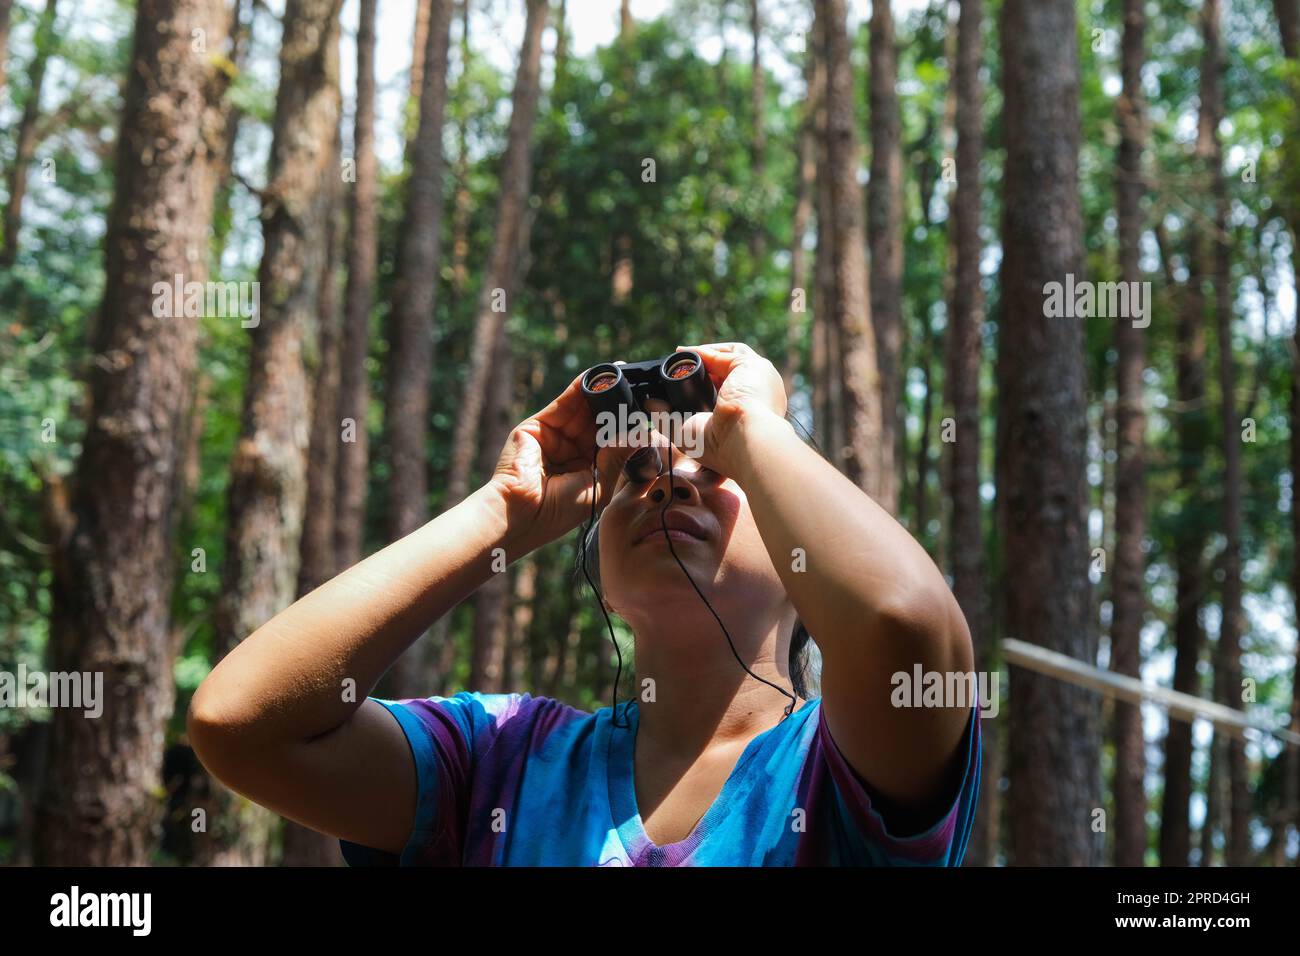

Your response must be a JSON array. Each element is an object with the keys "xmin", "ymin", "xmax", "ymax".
[{"xmin": 577, "ymin": 492, "xmax": 818, "ymax": 701}]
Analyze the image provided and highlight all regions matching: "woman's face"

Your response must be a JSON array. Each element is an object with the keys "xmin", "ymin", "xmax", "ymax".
[{"xmin": 596, "ymin": 444, "xmax": 789, "ymax": 626}]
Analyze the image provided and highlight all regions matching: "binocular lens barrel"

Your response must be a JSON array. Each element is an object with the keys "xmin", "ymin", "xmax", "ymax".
[
  {"xmin": 660, "ymin": 350, "xmax": 716, "ymax": 412},
  {"xmin": 585, "ymin": 370, "xmax": 619, "ymax": 393}
]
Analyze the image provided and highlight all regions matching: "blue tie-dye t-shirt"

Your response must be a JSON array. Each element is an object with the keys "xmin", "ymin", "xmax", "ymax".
[{"xmin": 340, "ymin": 691, "xmax": 981, "ymax": 866}]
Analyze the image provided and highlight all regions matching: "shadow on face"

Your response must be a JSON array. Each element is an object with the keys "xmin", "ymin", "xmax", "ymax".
[{"xmin": 594, "ymin": 444, "xmax": 787, "ymax": 627}]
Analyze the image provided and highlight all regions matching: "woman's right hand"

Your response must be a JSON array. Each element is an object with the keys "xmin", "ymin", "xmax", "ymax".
[{"xmin": 488, "ymin": 369, "xmax": 635, "ymax": 559}]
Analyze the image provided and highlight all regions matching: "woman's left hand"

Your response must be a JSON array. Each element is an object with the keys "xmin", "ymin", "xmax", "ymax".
[{"xmin": 674, "ymin": 342, "xmax": 788, "ymax": 475}]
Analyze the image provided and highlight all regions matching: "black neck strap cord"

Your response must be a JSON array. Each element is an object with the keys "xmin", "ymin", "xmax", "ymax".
[{"xmin": 578, "ymin": 437, "xmax": 798, "ymax": 732}]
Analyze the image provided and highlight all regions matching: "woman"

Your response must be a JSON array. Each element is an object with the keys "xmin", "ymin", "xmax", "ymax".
[{"xmin": 189, "ymin": 342, "xmax": 981, "ymax": 866}]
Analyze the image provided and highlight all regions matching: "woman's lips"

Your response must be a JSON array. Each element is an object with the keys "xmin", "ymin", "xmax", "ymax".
[
  {"xmin": 636, "ymin": 527, "xmax": 706, "ymax": 546},
  {"xmin": 631, "ymin": 513, "xmax": 710, "ymax": 547}
]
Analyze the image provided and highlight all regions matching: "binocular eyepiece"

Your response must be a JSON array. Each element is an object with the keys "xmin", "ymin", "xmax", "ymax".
[{"xmin": 580, "ymin": 350, "xmax": 717, "ymax": 482}]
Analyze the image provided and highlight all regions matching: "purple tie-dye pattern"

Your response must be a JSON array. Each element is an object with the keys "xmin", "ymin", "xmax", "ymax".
[{"xmin": 340, "ymin": 690, "xmax": 981, "ymax": 867}]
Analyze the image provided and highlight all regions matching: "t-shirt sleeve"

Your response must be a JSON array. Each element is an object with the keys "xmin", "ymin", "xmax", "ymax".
[
  {"xmin": 339, "ymin": 691, "xmax": 526, "ymax": 866},
  {"xmin": 810, "ymin": 701, "xmax": 982, "ymax": 866}
]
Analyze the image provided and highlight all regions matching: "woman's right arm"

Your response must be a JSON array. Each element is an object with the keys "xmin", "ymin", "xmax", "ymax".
[
  {"xmin": 188, "ymin": 372, "xmax": 630, "ymax": 855},
  {"xmin": 188, "ymin": 483, "xmax": 518, "ymax": 855}
]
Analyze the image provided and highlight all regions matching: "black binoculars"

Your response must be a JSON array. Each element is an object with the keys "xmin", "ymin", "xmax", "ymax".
[{"xmin": 581, "ymin": 350, "xmax": 717, "ymax": 483}]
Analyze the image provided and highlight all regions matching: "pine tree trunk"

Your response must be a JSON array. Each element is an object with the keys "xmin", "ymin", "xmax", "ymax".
[
  {"xmin": 0, "ymin": 0, "xmax": 16, "ymax": 107},
  {"xmin": 504, "ymin": 554, "xmax": 538, "ymax": 691},
  {"xmin": 945, "ymin": 0, "xmax": 995, "ymax": 866},
  {"xmin": 408, "ymin": 0, "xmax": 432, "ymax": 134},
  {"xmin": 997, "ymin": 0, "xmax": 1098, "ymax": 867},
  {"xmin": 451, "ymin": 0, "xmax": 472, "ymax": 294},
  {"xmin": 37, "ymin": 0, "xmax": 232, "ymax": 865},
  {"xmin": 783, "ymin": 31, "xmax": 820, "ymax": 396},
  {"xmin": 1199, "ymin": 0, "xmax": 1249, "ymax": 866},
  {"xmin": 379, "ymin": 0, "xmax": 453, "ymax": 700},
  {"xmin": 468, "ymin": 344, "xmax": 517, "ymax": 693},
  {"xmin": 334, "ymin": 0, "xmax": 380, "ymax": 573},
  {"xmin": 1, "ymin": 0, "xmax": 59, "ymax": 267},
  {"xmin": 208, "ymin": 0, "xmax": 341, "ymax": 866},
  {"xmin": 1269, "ymin": 0, "xmax": 1300, "ymax": 868},
  {"xmin": 867, "ymin": 0, "xmax": 902, "ymax": 514},
  {"xmin": 748, "ymin": 0, "xmax": 765, "ymax": 263},
  {"xmin": 1111, "ymin": 0, "xmax": 1149, "ymax": 868},
  {"xmin": 429, "ymin": 0, "xmax": 546, "ymax": 692},
  {"xmin": 1159, "ymin": 3, "xmax": 1219, "ymax": 866},
  {"xmin": 297, "ymin": 146, "xmax": 344, "ymax": 602},
  {"xmin": 817, "ymin": 0, "xmax": 882, "ymax": 494}
]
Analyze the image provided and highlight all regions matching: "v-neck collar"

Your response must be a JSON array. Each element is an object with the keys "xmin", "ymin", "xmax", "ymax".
[{"xmin": 602, "ymin": 698, "xmax": 814, "ymax": 865}]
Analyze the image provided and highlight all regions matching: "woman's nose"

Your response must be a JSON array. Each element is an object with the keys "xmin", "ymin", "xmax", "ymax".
[{"xmin": 645, "ymin": 466, "xmax": 702, "ymax": 505}]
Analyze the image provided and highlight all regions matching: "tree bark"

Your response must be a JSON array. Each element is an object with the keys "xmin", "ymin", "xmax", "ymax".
[
  {"xmin": 0, "ymin": 0, "xmax": 15, "ymax": 105},
  {"xmin": 378, "ymin": 0, "xmax": 453, "ymax": 699},
  {"xmin": 334, "ymin": 0, "xmax": 380, "ymax": 573},
  {"xmin": 296, "ymin": 132, "xmax": 344, "ymax": 602},
  {"xmin": 1268, "ymin": 0, "xmax": 1299, "ymax": 869},
  {"xmin": 997, "ymin": 0, "xmax": 1098, "ymax": 867},
  {"xmin": 811, "ymin": 5, "xmax": 836, "ymax": 464},
  {"xmin": 748, "ymin": 0, "xmax": 766, "ymax": 262},
  {"xmin": 1111, "ymin": 0, "xmax": 1149, "ymax": 868},
  {"xmin": 443, "ymin": 0, "xmax": 547, "ymax": 511},
  {"xmin": 37, "ymin": 0, "xmax": 232, "ymax": 865},
  {"xmin": 468, "ymin": 344, "xmax": 517, "ymax": 692},
  {"xmin": 451, "ymin": 0, "xmax": 473, "ymax": 295},
  {"xmin": 208, "ymin": 0, "xmax": 341, "ymax": 865},
  {"xmin": 816, "ymin": 0, "xmax": 882, "ymax": 495},
  {"xmin": 1199, "ymin": 0, "xmax": 1249, "ymax": 867},
  {"xmin": 441, "ymin": 0, "xmax": 547, "ymax": 689},
  {"xmin": 783, "ymin": 32, "xmax": 820, "ymax": 397},
  {"xmin": 408, "ymin": 0, "xmax": 432, "ymax": 131},
  {"xmin": 1, "ymin": 0, "xmax": 59, "ymax": 268},
  {"xmin": 1158, "ymin": 6, "xmax": 1222, "ymax": 867},
  {"xmin": 868, "ymin": 0, "xmax": 902, "ymax": 515},
  {"xmin": 945, "ymin": 0, "xmax": 994, "ymax": 866}
]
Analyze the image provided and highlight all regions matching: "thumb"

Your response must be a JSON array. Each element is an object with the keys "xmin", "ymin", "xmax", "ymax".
[
  {"xmin": 675, "ymin": 411, "xmax": 714, "ymax": 467},
  {"xmin": 594, "ymin": 442, "xmax": 634, "ymax": 506}
]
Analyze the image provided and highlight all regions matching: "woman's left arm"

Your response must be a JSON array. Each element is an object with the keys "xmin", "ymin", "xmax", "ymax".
[{"xmin": 681, "ymin": 343, "xmax": 975, "ymax": 812}]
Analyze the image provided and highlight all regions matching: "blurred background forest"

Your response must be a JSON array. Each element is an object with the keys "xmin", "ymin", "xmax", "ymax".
[{"xmin": 0, "ymin": 0, "xmax": 1298, "ymax": 867}]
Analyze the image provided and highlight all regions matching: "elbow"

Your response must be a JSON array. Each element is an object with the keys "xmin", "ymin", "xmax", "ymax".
[{"xmin": 187, "ymin": 675, "xmax": 249, "ymax": 783}]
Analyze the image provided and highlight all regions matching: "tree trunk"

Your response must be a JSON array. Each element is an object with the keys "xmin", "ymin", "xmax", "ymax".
[
  {"xmin": 1199, "ymin": 0, "xmax": 1249, "ymax": 867},
  {"xmin": 442, "ymin": 0, "xmax": 546, "ymax": 688},
  {"xmin": 468, "ymin": 345, "xmax": 517, "ymax": 692},
  {"xmin": 867, "ymin": 0, "xmax": 902, "ymax": 515},
  {"xmin": 296, "ymin": 144, "xmax": 344, "ymax": 602},
  {"xmin": 334, "ymin": 0, "xmax": 380, "ymax": 573},
  {"xmin": 0, "ymin": 0, "xmax": 16, "ymax": 106},
  {"xmin": 946, "ymin": 0, "xmax": 994, "ymax": 866},
  {"xmin": 1159, "ymin": 3, "xmax": 1221, "ymax": 866},
  {"xmin": 748, "ymin": 0, "xmax": 765, "ymax": 263},
  {"xmin": 379, "ymin": 0, "xmax": 453, "ymax": 700},
  {"xmin": 1, "ymin": 0, "xmax": 59, "ymax": 268},
  {"xmin": 443, "ymin": 0, "xmax": 547, "ymax": 512},
  {"xmin": 1269, "ymin": 0, "xmax": 1299, "ymax": 869},
  {"xmin": 36, "ymin": 0, "xmax": 232, "ymax": 865},
  {"xmin": 555, "ymin": 0, "xmax": 568, "ymax": 73},
  {"xmin": 811, "ymin": 8, "xmax": 835, "ymax": 462},
  {"xmin": 997, "ymin": 0, "xmax": 1097, "ymax": 867},
  {"xmin": 817, "ymin": 0, "xmax": 882, "ymax": 495},
  {"xmin": 208, "ymin": 0, "xmax": 341, "ymax": 866},
  {"xmin": 408, "ymin": 0, "xmax": 432, "ymax": 135},
  {"xmin": 451, "ymin": 0, "xmax": 473, "ymax": 295},
  {"xmin": 504, "ymin": 554, "xmax": 538, "ymax": 691},
  {"xmin": 783, "ymin": 32, "xmax": 820, "ymax": 396},
  {"xmin": 1111, "ymin": 0, "xmax": 1149, "ymax": 869}
]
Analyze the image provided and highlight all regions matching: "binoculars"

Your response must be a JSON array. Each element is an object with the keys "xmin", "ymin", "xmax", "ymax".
[{"xmin": 581, "ymin": 350, "xmax": 717, "ymax": 483}]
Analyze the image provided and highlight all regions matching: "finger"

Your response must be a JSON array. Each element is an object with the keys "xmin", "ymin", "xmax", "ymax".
[{"xmin": 674, "ymin": 344, "xmax": 740, "ymax": 389}]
